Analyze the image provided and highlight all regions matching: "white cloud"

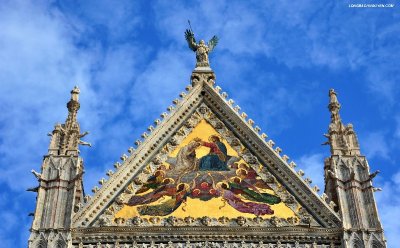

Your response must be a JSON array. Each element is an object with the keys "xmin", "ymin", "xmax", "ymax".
[
  {"xmin": 375, "ymin": 171, "xmax": 400, "ymax": 247},
  {"xmin": 129, "ymin": 47, "xmax": 192, "ymax": 122},
  {"xmin": 296, "ymin": 153, "xmax": 325, "ymax": 191},
  {"xmin": 360, "ymin": 132, "xmax": 389, "ymax": 160}
]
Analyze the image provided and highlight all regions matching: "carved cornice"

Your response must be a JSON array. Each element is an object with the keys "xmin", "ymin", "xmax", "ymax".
[{"xmin": 72, "ymin": 226, "xmax": 342, "ymax": 244}]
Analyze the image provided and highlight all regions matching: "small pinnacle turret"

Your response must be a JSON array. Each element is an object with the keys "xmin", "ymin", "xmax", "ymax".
[{"xmin": 48, "ymin": 86, "xmax": 91, "ymax": 156}]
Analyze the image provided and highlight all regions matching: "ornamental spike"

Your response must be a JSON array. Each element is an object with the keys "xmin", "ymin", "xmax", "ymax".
[
  {"xmin": 329, "ymin": 201, "xmax": 337, "ymax": 209},
  {"xmin": 114, "ymin": 162, "xmax": 121, "ymax": 169},
  {"xmin": 106, "ymin": 170, "xmax": 114, "ymax": 177},
  {"xmin": 320, "ymin": 193, "xmax": 329, "ymax": 202},
  {"xmin": 282, "ymin": 155, "xmax": 289, "ymax": 162},
  {"xmin": 160, "ymin": 112, "xmax": 168, "ymax": 119},
  {"xmin": 141, "ymin": 132, "xmax": 148, "ymax": 139},
  {"xmin": 128, "ymin": 147, "xmax": 135, "ymax": 154},
  {"xmin": 267, "ymin": 140, "xmax": 275, "ymax": 147},
  {"xmin": 98, "ymin": 178, "xmax": 106, "ymax": 185},
  {"xmin": 92, "ymin": 186, "xmax": 99, "ymax": 193},
  {"xmin": 185, "ymin": 85, "xmax": 192, "ymax": 91},
  {"xmin": 84, "ymin": 195, "xmax": 91, "ymax": 203},
  {"xmin": 134, "ymin": 140, "xmax": 142, "ymax": 146},
  {"xmin": 120, "ymin": 154, "xmax": 128, "ymax": 161},
  {"xmin": 154, "ymin": 119, "xmax": 161, "ymax": 126}
]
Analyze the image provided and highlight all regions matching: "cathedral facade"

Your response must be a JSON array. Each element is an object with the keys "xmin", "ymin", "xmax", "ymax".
[{"xmin": 28, "ymin": 35, "xmax": 386, "ymax": 248}]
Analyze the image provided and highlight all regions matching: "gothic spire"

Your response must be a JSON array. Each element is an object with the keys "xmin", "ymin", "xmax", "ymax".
[
  {"xmin": 325, "ymin": 89, "xmax": 360, "ymax": 156},
  {"xmin": 29, "ymin": 86, "xmax": 86, "ymax": 247}
]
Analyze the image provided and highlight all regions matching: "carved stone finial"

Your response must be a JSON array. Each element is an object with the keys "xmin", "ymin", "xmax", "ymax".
[
  {"xmin": 98, "ymin": 178, "xmax": 106, "ymax": 185},
  {"xmin": 320, "ymin": 193, "xmax": 329, "ymax": 202},
  {"xmin": 114, "ymin": 162, "xmax": 121, "ymax": 169},
  {"xmin": 304, "ymin": 177, "xmax": 312, "ymax": 185},
  {"xmin": 66, "ymin": 86, "xmax": 81, "ymax": 125},
  {"xmin": 328, "ymin": 88, "xmax": 341, "ymax": 125},
  {"xmin": 92, "ymin": 186, "xmax": 99, "ymax": 193},
  {"xmin": 267, "ymin": 140, "xmax": 275, "ymax": 147}
]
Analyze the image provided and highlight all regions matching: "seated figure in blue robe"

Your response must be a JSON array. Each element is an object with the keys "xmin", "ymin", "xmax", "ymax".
[{"xmin": 194, "ymin": 135, "xmax": 229, "ymax": 171}]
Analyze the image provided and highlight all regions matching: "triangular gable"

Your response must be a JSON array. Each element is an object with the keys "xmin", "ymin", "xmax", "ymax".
[{"xmin": 73, "ymin": 77, "xmax": 341, "ymax": 229}]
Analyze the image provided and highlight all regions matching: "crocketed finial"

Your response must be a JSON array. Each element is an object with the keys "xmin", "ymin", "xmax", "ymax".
[{"xmin": 328, "ymin": 89, "xmax": 341, "ymax": 124}]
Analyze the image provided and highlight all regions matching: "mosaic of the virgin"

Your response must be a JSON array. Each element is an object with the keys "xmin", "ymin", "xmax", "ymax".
[{"xmin": 115, "ymin": 120, "xmax": 296, "ymax": 219}]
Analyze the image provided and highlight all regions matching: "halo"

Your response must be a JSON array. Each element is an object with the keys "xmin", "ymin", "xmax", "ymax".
[
  {"xmin": 176, "ymin": 183, "xmax": 190, "ymax": 192},
  {"xmin": 216, "ymin": 181, "xmax": 229, "ymax": 190},
  {"xmin": 236, "ymin": 168, "xmax": 248, "ymax": 177},
  {"xmin": 238, "ymin": 163, "xmax": 249, "ymax": 170},
  {"xmin": 162, "ymin": 178, "xmax": 175, "ymax": 184},
  {"xmin": 154, "ymin": 170, "xmax": 165, "ymax": 177},
  {"xmin": 230, "ymin": 176, "xmax": 242, "ymax": 183},
  {"xmin": 208, "ymin": 134, "xmax": 223, "ymax": 142}
]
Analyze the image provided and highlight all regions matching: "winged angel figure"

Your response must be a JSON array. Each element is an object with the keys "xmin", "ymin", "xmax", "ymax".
[{"xmin": 185, "ymin": 29, "xmax": 218, "ymax": 68}]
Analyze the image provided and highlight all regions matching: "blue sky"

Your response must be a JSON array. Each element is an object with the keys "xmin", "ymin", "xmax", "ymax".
[{"xmin": 0, "ymin": 0, "xmax": 399, "ymax": 247}]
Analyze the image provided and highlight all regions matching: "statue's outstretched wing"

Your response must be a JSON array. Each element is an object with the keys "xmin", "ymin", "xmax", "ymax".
[
  {"xmin": 208, "ymin": 35, "xmax": 219, "ymax": 52},
  {"xmin": 185, "ymin": 29, "xmax": 197, "ymax": 51}
]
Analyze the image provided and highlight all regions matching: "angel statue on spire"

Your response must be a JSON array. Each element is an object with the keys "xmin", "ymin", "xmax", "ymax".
[{"xmin": 185, "ymin": 28, "xmax": 218, "ymax": 68}]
